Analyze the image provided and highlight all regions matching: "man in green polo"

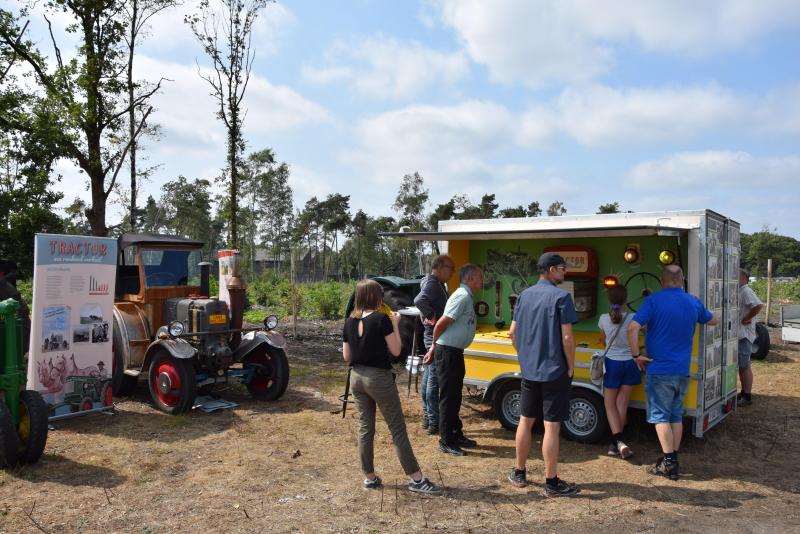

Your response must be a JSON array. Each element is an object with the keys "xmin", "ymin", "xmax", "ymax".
[{"xmin": 423, "ymin": 263, "xmax": 483, "ymax": 456}]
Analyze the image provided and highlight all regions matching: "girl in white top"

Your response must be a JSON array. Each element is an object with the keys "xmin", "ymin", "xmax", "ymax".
[{"xmin": 598, "ymin": 285, "xmax": 641, "ymax": 459}]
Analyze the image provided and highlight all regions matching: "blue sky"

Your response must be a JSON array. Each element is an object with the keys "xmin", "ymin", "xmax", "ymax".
[{"xmin": 8, "ymin": 0, "xmax": 800, "ymax": 237}]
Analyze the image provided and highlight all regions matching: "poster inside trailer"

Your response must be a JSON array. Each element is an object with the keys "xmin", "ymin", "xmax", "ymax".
[{"xmin": 27, "ymin": 234, "xmax": 117, "ymax": 417}]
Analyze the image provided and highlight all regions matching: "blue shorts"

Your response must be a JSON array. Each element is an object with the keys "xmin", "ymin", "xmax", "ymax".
[
  {"xmin": 645, "ymin": 374, "xmax": 690, "ymax": 424},
  {"xmin": 603, "ymin": 358, "xmax": 642, "ymax": 389},
  {"xmin": 738, "ymin": 338, "xmax": 752, "ymax": 369}
]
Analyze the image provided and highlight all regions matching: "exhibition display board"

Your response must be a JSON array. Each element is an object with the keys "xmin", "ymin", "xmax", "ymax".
[{"xmin": 27, "ymin": 234, "xmax": 118, "ymax": 418}]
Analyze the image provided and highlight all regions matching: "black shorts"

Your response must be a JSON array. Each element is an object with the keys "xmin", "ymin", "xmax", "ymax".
[{"xmin": 519, "ymin": 371, "xmax": 571, "ymax": 422}]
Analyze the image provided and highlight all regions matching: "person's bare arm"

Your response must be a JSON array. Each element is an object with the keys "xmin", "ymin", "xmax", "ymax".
[
  {"xmin": 509, "ymin": 320, "xmax": 517, "ymax": 351},
  {"xmin": 627, "ymin": 320, "xmax": 651, "ymax": 370},
  {"xmin": 706, "ymin": 313, "xmax": 718, "ymax": 326},
  {"xmin": 561, "ymin": 323, "xmax": 575, "ymax": 377},
  {"xmin": 598, "ymin": 330, "xmax": 606, "ymax": 348},
  {"xmin": 342, "ymin": 342, "xmax": 352, "ymax": 363},
  {"xmin": 386, "ymin": 312, "xmax": 402, "ymax": 357},
  {"xmin": 742, "ymin": 304, "xmax": 763, "ymax": 325},
  {"xmin": 423, "ymin": 315, "xmax": 454, "ymax": 364}
]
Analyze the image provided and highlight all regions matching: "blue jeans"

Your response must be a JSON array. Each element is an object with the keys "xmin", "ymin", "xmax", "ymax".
[
  {"xmin": 421, "ymin": 361, "xmax": 440, "ymax": 428},
  {"xmin": 645, "ymin": 374, "xmax": 690, "ymax": 424}
]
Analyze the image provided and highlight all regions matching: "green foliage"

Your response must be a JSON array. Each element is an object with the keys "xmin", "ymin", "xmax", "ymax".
[
  {"xmin": 750, "ymin": 279, "xmax": 800, "ymax": 306},
  {"xmin": 597, "ymin": 202, "xmax": 621, "ymax": 214},
  {"xmin": 17, "ymin": 278, "xmax": 31, "ymax": 308},
  {"xmin": 742, "ymin": 228, "xmax": 800, "ymax": 277},
  {"xmin": 243, "ymin": 273, "xmax": 353, "ymax": 320}
]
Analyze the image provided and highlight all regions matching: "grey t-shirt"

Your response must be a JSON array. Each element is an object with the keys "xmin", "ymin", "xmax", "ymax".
[
  {"xmin": 512, "ymin": 279, "xmax": 578, "ymax": 381},
  {"xmin": 597, "ymin": 313, "xmax": 633, "ymax": 361}
]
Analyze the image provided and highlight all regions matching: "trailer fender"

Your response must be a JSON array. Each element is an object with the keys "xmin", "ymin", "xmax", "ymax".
[
  {"xmin": 483, "ymin": 373, "xmax": 522, "ymax": 402},
  {"xmin": 141, "ymin": 338, "xmax": 196, "ymax": 373},
  {"xmin": 570, "ymin": 381, "xmax": 604, "ymax": 398}
]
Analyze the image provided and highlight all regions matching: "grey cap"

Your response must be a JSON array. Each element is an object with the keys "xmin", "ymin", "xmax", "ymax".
[{"xmin": 537, "ymin": 252, "xmax": 571, "ymax": 271}]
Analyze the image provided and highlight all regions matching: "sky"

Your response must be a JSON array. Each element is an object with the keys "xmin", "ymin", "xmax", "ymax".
[{"xmin": 6, "ymin": 0, "xmax": 800, "ymax": 237}]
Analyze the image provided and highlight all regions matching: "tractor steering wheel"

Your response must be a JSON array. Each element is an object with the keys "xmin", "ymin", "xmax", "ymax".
[{"xmin": 624, "ymin": 272, "xmax": 661, "ymax": 311}]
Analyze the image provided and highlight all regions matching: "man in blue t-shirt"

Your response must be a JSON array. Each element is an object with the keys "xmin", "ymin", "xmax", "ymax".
[
  {"xmin": 627, "ymin": 264, "xmax": 716, "ymax": 481},
  {"xmin": 507, "ymin": 252, "xmax": 580, "ymax": 497}
]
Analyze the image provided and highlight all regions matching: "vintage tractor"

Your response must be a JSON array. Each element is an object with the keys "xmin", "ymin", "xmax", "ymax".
[
  {"xmin": 111, "ymin": 233, "xmax": 290, "ymax": 414},
  {"xmin": 0, "ymin": 298, "xmax": 49, "ymax": 467}
]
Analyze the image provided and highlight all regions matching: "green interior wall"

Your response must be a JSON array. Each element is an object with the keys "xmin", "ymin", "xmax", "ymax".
[{"xmin": 468, "ymin": 235, "xmax": 687, "ymax": 331}]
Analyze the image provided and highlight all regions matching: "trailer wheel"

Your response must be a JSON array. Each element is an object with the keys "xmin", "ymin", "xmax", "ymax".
[
  {"xmin": 245, "ymin": 347, "xmax": 290, "ymax": 401},
  {"xmin": 111, "ymin": 317, "xmax": 137, "ymax": 397},
  {"xmin": 751, "ymin": 323, "xmax": 770, "ymax": 360},
  {"xmin": 562, "ymin": 389, "xmax": 608, "ymax": 443},
  {"xmin": 383, "ymin": 288, "xmax": 416, "ymax": 362},
  {"xmin": 80, "ymin": 397, "xmax": 95, "ymax": 412},
  {"xmin": 148, "ymin": 352, "xmax": 197, "ymax": 414},
  {"xmin": 17, "ymin": 390, "xmax": 49, "ymax": 464},
  {"xmin": 493, "ymin": 380, "xmax": 522, "ymax": 430},
  {"xmin": 0, "ymin": 402, "xmax": 20, "ymax": 468}
]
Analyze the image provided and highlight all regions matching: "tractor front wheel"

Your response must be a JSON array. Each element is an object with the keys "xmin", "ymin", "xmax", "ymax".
[
  {"xmin": 148, "ymin": 353, "xmax": 197, "ymax": 414},
  {"xmin": 0, "ymin": 402, "xmax": 20, "ymax": 467},
  {"xmin": 245, "ymin": 347, "xmax": 290, "ymax": 401},
  {"xmin": 17, "ymin": 390, "xmax": 49, "ymax": 464}
]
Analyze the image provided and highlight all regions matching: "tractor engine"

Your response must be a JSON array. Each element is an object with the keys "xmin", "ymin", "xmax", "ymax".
[{"xmin": 163, "ymin": 297, "xmax": 233, "ymax": 373}]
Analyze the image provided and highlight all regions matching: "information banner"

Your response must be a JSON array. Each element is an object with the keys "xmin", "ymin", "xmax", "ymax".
[{"xmin": 27, "ymin": 234, "xmax": 118, "ymax": 417}]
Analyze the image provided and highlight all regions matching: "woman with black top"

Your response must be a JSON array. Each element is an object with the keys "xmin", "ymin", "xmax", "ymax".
[{"xmin": 343, "ymin": 279, "xmax": 441, "ymax": 495}]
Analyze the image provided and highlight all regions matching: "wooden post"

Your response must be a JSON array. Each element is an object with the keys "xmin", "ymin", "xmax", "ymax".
[
  {"xmin": 765, "ymin": 258, "xmax": 773, "ymax": 325},
  {"xmin": 291, "ymin": 248, "xmax": 298, "ymax": 337}
]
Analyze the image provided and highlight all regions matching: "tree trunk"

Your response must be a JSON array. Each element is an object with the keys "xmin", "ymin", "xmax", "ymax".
[
  {"xmin": 127, "ymin": 0, "xmax": 139, "ymax": 231},
  {"xmin": 84, "ymin": 8, "xmax": 107, "ymax": 237}
]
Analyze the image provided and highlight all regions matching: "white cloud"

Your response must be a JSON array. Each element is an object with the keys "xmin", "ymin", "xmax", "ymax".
[
  {"xmin": 517, "ymin": 83, "xmax": 800, "ymax": 147},
  {"xmin": 436, "ymin": 0, "xmax": 800, "ymax": 87},
  {"xmin": 626, "ymin": 150, "xmax": 800, "ymax": 190},
  {"xmin": 302, "ymin": 36, "xmax": 469, "ymax": 100}
]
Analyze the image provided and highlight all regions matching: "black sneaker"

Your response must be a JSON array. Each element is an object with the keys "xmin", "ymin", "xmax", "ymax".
[
  {"xmin": 737, "ymin": 395, "xmax": 752, "ymax": 407},
  {"xmin": 508, "ymin": 468, "xmax": 529, "ymax": 488},
  {"xmin": 648, "ymin": 457, "xmax": 679, "ymax": 480},
  {"xmin": 439, "ymin": 442, "xmax": 466, "ymax": 456},
  {"xmin": 426, "ymin": 426, "xmax": 439, "ymax": 435},
  {"xmin": 617, "ymin": 440, "xmax": 633, "ymax": 459},
  {"xmin": 408, "ymin": 477, "xmax": 442, "ymax": 495},
  {"xmin": 543, "ymin": 478, "xmax": 579, "ymax": 498},
  {"xmin": 422, "ymin": 420, "xmax": 429, "ymax": 431},
  {"xmin": 456, "ymin": 434, "xmax": 477, "ymax": 448},
  {"xmin": 363, "ymin": 476, "xmax": 382, "ymax": 490},
  {"xmin": 607, "ymin": 441, "xmax": 619, "ymax": 456}
]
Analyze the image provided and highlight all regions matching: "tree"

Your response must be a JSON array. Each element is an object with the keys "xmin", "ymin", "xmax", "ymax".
[
  {"xmin": 547, "ymin": 201, "xmax": 566, "ymax": 216},
  {"xmin": 319, "ymin": 193, "xmax": 350, "ymax": 280},
  {"xmin": 122, "ymin": 0, "xmax": 177, "ymax": 231},
  {"xmin": 393, "ymin": 172, "xmax": 429, "ymax": 230},
  {"xmin": 186, "ymin": 0, "xmax": 269, "ymax": 247},
  {"xmin": 477, "ymin": 193, "xmax": 499, "ymax": 219},
  {"xmin": 0, "ymin": 4, "xmax": 163, "ymax": 236},
  {"xmin": 63, "ymin": 198, "xmax": 92, "ymax": 236},
  {"xmin": 159, "ymin": 176, "xmax": 214, "ymax": 256},
  {"xmin": 597, "ymin": 202, "xmax": 621, "ymax": 214},
  {"xmin": 499, "ymin": 205, "xmax": 526, "ymax": 218},
  {"xmin": 526, "ymin": 201, "xmax": 542, "ymax": 217},
  {"xmin": 742, "ymin": 227, "xmax": 800, "ymax": 277}
]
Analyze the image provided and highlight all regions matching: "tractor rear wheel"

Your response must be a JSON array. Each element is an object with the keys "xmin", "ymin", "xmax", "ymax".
[
  {"xmin": 17, "ymin": 390, "xmax": 49, "ymax": 464},
  {"xmin": 383, "ymin": 288, "xmax": 416, "ymax": 362},
  {"xmin": 100, "ymin": 382, "xmax": 114, "ymax": 408},
  {"xmin": 148, "ymin": 353, "xmax": 197, "ymax": 414},
  {"xmin": 751, "ymin": 323, "xmax": 770, "ymax": 360},
  {"xmin": 111, "ymin": 317, "xmax": 138, "ymax": 397},
  {"xmin": 246, "ymin": 347, "xmax": 290, "ymax": 401},
  {"xmin": 0, "ymin": 402, "xmax": 20, "ymax": 467}
]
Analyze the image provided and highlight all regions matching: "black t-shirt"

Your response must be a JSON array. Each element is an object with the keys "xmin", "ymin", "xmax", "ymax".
[{"xmin": 342, "ymin": 312, "xmax": 394, "ymax": 369}]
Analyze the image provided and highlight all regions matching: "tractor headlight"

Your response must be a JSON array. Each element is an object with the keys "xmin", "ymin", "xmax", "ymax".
[
  {"xmin": 264, "ymin": 314, "xmax": 279, "ymax": 331},
  {"xmin": 168, "ymin": 320, "xmax": 185, "ymax": 337}
]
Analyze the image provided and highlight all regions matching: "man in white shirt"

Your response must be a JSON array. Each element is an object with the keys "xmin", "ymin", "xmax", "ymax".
[{"xmin": 738, "ymin": 269, "xmax": 764, "ymax": 407}]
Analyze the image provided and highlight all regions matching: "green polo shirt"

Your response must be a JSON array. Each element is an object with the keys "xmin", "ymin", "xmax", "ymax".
[{"xmin": 436, "ymin": 284, "xmax": 477, "ymax": 349}]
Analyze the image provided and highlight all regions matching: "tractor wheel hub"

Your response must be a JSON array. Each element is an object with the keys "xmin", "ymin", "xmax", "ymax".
[{"xmin": 157, "ymin": 372, "xmax": 173, "ymax": 394}]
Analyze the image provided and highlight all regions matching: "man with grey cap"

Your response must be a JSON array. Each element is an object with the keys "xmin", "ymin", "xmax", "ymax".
[{"xmin": 507, "ymin": 252, "xmax": 579, "ymax": 497}]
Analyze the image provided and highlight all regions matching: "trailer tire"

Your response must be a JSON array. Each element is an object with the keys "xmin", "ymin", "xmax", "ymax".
[
  {"xmin": 0, "ymin": 402, "xmax": 20, "ymax": 468},
  {"xmin": 493, "ymin": 380, "xmax": 522, "ymax": 430},
  {"xmin": 246, "ymin": 347, "xmax": 290, "ymax": 401},
  {"xmin": 751, "ymin": 323, "xmax": 770, "ymax": 360},
  {"xmin": 562, "ymin": 389, "xmax": 608, "ymax": 444},
  {"xmin": 17, "ymin": 390, "xmax": 49, "ymax": 464},
  {"xmin": 148, "ymin": 352, "xmax": 197, "ymax": 414},
  {"xmin": 382, "ymin": 288, "xmax": 416, "ymax": 362}
]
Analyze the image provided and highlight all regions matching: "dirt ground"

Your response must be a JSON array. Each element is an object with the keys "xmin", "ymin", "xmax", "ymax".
[{"xmin": 1, "ymin": 322, "xmax": 799, "ymax": 533}]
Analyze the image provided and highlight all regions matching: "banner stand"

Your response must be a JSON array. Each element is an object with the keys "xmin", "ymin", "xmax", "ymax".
[{"xmin": 49, "ymin": 405, "xmax": 114, "ymax": 422}]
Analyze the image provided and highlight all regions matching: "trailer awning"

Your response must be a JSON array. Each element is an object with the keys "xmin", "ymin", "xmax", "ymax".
[{"xmin": 379, "ymin": 225, "xmax": 691, "ymax": 241}]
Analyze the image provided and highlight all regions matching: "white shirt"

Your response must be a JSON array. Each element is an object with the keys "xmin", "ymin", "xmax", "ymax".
[
  {"xmin": 738, "ymin": 284, "xmax": 763, "ymax": 342},
  {"xmin": 597, "ymin": 313, "xmax": 634, "ymax": 361}
]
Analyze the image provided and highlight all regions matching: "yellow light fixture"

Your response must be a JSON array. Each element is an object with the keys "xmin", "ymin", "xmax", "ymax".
[
  {"xmin": 603, "ymin": 275, "xmax": 620, "ymax": 287},
  {"xmin": 659, "ymin": 250, "xmax": 676, "ymax": 265},
  {"xmin": 623, "ymin": 247, "xmax": 639, "ymax": 264}
]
